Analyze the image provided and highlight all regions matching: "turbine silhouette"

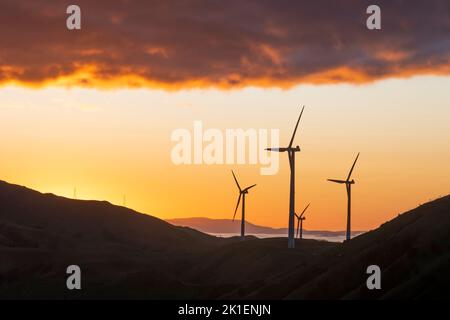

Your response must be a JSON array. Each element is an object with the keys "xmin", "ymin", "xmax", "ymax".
[
  {"xmin": 295, "ymin": 203, "xmax": 310, "ymax": 239},
  {"xmin": 266, "ymin": 106, "xmax": 305, "ymax": 248},
  {"xmin": 231, "ymin": 170, "xmax": 256, "ymax": 240},
  {"xmin": 328, "ymin": 153, "xmax": 360, "ymax": 241}
]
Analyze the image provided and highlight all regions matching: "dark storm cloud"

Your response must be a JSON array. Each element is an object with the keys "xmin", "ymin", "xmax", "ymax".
[{"xmin": 0, "ymin": 0, "xmax": 449, "ymax": 88}]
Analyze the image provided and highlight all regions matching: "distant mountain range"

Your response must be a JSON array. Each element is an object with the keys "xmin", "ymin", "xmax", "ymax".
[
  {"xmin": 1, "ymin": 179, "xmax": 449, "ymax": 299},
  {"xmin": 166, "ymin": 217, "xmax": 364, "ymax": 238}
]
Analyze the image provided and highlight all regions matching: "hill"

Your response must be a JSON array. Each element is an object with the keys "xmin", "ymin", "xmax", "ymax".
[
  {"xmin": 1, "ymin": 179, "xmax": 449, "ymax": 299},
  {"xmin": 167, "ymin": 217, "xmax": 286, "ymax": 234},
  {"xmin": 237, "ymin": 195, "xmax": 450, "ymax": 299},
  {"xmin": 167, "ymin": 217, "xmax": 362, "ymax": 240}
]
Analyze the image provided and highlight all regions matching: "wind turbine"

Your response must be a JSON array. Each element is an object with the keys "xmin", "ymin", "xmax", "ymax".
[
  {"xmin": 231, "ymin": 170, "xmax": 256, "ymax": 240},
  {"xmin": 266, "ymin": 106, "xmax": 305, "ymax": 248},
  {"xmin": 295, "ymin": 203, "xmax": 310, "ymax": 239},
  {"xmin": 328, "ymin": 153, "xmax": 360, "ymax": 241}
]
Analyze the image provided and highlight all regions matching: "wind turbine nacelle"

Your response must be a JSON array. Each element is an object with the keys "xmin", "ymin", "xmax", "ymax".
[{"xmin": 349, "ymin": 179, "xmax": 355, "ymax": 184}]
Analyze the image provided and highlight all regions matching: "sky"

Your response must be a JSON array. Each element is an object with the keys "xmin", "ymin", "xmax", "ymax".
[{"xmin": 0, "ymin": 1, "xmax": 449, "ymax": 231}]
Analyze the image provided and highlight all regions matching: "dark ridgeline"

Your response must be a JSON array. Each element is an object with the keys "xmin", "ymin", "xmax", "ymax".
[
  {"xmin": 328, "ymin": 153, "xmax": 360, "ymax": 241},
  {"xmin": 231, "ymin": 170, "xmax": 256, "ymax": 240},
  {"xmin": 167, "ymin": 217, "xmax": 360, "ymax": 238},
  {"xmin": 295, "ymin": 203, "xmax": 310, "ymax": 239},
  {"xmin": 1, "ymin": 180, "xmax": 449, "ymax": 299},
  {"xmin": 266, "ymin": 106, "xmax": 305, "ymax": 249}
]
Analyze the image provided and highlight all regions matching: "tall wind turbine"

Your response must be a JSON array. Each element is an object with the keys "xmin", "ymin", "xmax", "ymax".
[
  {"xmin": 266, "ymin": 106, "xmax": 305, "ymax": 248},
  {"xmin": 328, "ymin": 153, "xmax": 360, "ymax": 241},
  {"xmin": 231, "ymin": 170, "xmax": 256, "ymax": 240},
  {"xmin": 295, "ymin": 203, "xmax": 310, "ymax": 239}
]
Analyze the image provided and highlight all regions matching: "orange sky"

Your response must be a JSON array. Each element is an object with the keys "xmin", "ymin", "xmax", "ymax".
[
  {"xmin": 1, "ymin": 1, "xmax": 449, "ymax": 231},
  {"xmin": 1, "ymin": 76, "xmax": 449, "ymax": 231}
]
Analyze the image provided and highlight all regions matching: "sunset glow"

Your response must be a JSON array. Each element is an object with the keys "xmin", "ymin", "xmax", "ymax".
[
  {"xmin": 1, "ymin": 74, "xmax": 449, "ymax": 231},
  {"xmin": 1, "ymin": 0, "xmax": 449, "ymax": 232}
]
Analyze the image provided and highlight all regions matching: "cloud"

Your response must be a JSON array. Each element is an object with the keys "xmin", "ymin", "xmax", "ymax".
[{"xmin": 0, "ymin": 0, "xmax": 449, "ymax": 89}]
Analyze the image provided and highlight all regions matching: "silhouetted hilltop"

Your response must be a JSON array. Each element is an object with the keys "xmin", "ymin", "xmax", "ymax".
[
  {"xmin": 167, "ymin": 217, "xmax": 360, "ymax": 239},
  {"xmin": 1, "ymin": 179, "xmax": 449, "ymax": 299},
  {"xmin": 0, "ymin": 180, "xmax": 216, "ymax": 254},
  {"xmin": 240, "ymin": 195, "xmax": 450, "ymax": 299},
  {"xmin": 167, "ymin": 217, "xmax": 286, "ymax": 234}
]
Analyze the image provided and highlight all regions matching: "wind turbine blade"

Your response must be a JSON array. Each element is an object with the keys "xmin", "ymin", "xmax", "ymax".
[
  {"xmin": 346, "ymin": 152, "xmax": 360, "ymax": 181},
  {"xmin": 244, "ymin": 184, "xmax": 257, "ymax": 191},
  {"xmin": 294, "ymin": 212, "xmax": 299, "ymax": 219},
  {"xmin": 288, "ymin": 106, "xmax": 305, "ymax": 148},
  {"xmin": 231, "ymin": 170, "xmax": 242, "ymax": 192},
  {"xmin": 232, "ymin": 194, "xmax": 242, "ymax": 221},
  {"xmin": 299, "ymin": 203, "xmax": 310, "ymax": 218},
  {"xmin": 328, "ymin": 179, "xmax": 347, "ymax": 184},
  {"xmin": 266, "ymin": 147, "xmax": 282, "ymax": 152}
]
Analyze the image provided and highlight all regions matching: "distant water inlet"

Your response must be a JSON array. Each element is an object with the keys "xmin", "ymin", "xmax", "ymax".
[{"xmin": 208, "ymin": 232, "xmax": 364, "ymax": 243}]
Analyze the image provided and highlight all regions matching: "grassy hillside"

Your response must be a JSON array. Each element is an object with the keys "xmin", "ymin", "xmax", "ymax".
[{"xmin": 1, "ymin": 180, "xmax": 448, "ymax": 299}]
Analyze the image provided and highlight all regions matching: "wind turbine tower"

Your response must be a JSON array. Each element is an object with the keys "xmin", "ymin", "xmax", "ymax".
[
  {"xmin": 231, "ymin": 170, "xmax": 256, "ymax": 240},
  {"xmin": 266, "ymin": 106, "xmax": 305, "ymax": 248},
  {"xmin": 328, "ymin": 153, "xmax": 360, "ymax": 241},
  {"xmin": 295, "ymin": 203, "xmax": 310, "ymax": 239}
]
